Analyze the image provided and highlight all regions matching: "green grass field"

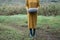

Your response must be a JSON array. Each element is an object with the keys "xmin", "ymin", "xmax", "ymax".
[{"xmin": 0, "ymin": 14, "xmax": 60, "ymax": 40}]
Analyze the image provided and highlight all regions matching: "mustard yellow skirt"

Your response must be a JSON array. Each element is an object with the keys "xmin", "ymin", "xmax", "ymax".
[{"xmin": 27, "ymin": 13, "xmax": 37, "ymax": 29}]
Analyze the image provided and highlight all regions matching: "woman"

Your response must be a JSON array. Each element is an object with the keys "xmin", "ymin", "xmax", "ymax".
[{"xmin": 26, "ymin": 0, "xmax": 40, "ymax": 37}]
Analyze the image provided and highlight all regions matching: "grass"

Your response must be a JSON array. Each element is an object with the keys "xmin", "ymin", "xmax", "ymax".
[
  {"xmin": 37, "ymin": 15, "xmax": 60, "ymax": 27},
  {"xmin": 0, "ymin": 14, "xmax": 27, "ymax": 25},
  {"xmin": 0, "ymin": 14, "xmax": 60, "ymax": 40},
  {"xmin": 0, "ymin": 23, "xmax": 24, "ymax": 40}
]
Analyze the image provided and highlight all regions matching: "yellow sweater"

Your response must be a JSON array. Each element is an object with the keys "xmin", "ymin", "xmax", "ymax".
[{"xmin": 26, "ymin": 0, "xmax": 39, "ymax": 8}]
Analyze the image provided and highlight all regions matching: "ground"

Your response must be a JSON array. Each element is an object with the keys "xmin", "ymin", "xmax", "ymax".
[
  {"xmin": 0, "ymin": 14, "xmax": 60, "ymax": 40},
  {"xmin": 9, "ymin": 24, "xmax": 60, "ymax": 40}
]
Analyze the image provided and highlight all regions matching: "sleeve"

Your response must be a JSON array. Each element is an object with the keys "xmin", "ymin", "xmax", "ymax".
[
  {"xmin": 26, "ymin": 0, "xmax": 28, "ymax": 8},
  {"xmin": 37, "ymin": 0, "xmax": 40, "ymax": 7}
]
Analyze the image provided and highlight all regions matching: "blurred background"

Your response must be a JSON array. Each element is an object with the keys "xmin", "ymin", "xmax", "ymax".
[
  {"xmin": 0, "ymin": 0, "xmax": 60, "ymax": 40},
  {"xmin": 0, "ymin": 0, "xmax": 60, "ymax": 15}
]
